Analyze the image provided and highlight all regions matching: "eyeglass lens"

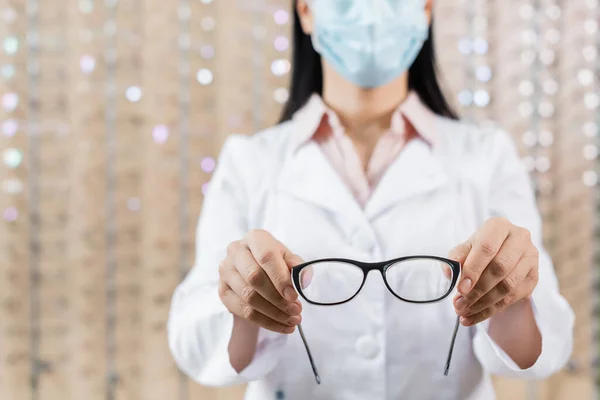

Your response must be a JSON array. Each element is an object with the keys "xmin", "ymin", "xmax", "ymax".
[
  {"xmin": 299, "ymin": 261, "xmax": 364, "ymax": 304},
  {"xmin": 385, "ymin": 258, "xmax": 454, "ymax": 301}
]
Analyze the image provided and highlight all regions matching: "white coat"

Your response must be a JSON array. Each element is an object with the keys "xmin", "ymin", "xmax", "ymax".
[{"xmin": 167, "ymin": 114, "xmax": 575, "ymax": 400}]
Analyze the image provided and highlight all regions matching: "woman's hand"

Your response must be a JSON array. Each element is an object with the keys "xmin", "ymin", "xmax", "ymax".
[
  {"xmin": 218, "ymin": 229, "xmax": 304, "ymax": 334},
  {"xmin": 449, "ymin": 217, "xmax": 540, "ymax": 326}
]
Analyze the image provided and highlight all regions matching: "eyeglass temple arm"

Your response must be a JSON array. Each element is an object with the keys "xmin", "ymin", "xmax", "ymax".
[
  {"xmin": 299, "ymin": 315, "xmax": 457, "ymax": 380},
  {"xmin": 298, "ymin": 323, "xmax": 321, "ymax": 384},
  {"xmin": 444, "ymin": 315, "xmax": 461, "ymax": 376}
]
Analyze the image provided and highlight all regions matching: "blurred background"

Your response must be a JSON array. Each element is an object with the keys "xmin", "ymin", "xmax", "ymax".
[{"xmin": 0, "ymin": 0, "xmax": 598, "ymax": 399}]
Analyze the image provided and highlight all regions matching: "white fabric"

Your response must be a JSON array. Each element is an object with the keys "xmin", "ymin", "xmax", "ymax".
[{"xmin": 167, "ymin": 117, "xmax": 575, "ymax": 400}]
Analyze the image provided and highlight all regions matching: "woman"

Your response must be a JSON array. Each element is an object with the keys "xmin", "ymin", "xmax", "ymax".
[{"xmin": 168, "ymin": 1, "xmax": 574, "ymax": 399}]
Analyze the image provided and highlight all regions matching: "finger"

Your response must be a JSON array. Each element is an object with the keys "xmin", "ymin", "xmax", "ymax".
[
  {"xmin": 460, "ymin": 281, "xmax": 536, "ymax": 326},
  {"xmin": 246, "ymin": 232, "xmax": 297, "ymax": 302},
  {"xmin": 448, "ymin": 237, "xmax": 473, "ymax": 264},
  {"xmin": 284, "ymin": 251, "xmax": 313, "ymax": 291},
  {"xmin": 300, "ymin": 265, "xmax": 314, "ymax": 289},
  {"xmin": 459, "ymin": 218, "xmax": 511, "ymax": 295},
  {"xmin": 220, "ymin": 287, "xmax": 297, "ymax": 334},
  {"xmin": 226, "ymin": 266, "xmax": 302, "ymax": 325},
  {"xmin": 460, "ymin": 262, "xmax": 537, "ymax": 326},
  {"xmin": 459, "ymin": 304, "xmax": 495, "ymax": 326},
  {"xmin": 448, "ymin": 241, "xmax": 470, "ymax": 282},
  {"xmin": 283, "ymin": 251, "xmax": 304, "ymax": 269},
  {"xmin": 230, "ymin": 242, "xmax": 297, "ymax": 314},
  {"xmin": 457, "ymin": 229, "xmax": 526, "ymax": 309},
  {"xmin": 523, "ymin": 261, "xmax": 539, "ymax": 300},
  {"xmin": 458, "ymin": 254, "xmax": 533, "ymax": 317}
]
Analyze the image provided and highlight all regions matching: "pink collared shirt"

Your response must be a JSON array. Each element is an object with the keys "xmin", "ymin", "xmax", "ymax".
[{"xmin": 292, "ymin": 91, "xmax": 439, "ymax": 207}]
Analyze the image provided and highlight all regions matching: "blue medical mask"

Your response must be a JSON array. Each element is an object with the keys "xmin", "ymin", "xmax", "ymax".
[{"xmin": 308, "ymin": 0, "xmax": 430, "ymax": 88}]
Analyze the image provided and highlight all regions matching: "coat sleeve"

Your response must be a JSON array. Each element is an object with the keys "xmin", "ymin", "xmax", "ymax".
[
  {"xmin": 471, "ymin": 129, "xmax": 575, "ymax": 379},
  {"xmin": 167, "ymin": 136, "xmax": 288, "ymax": 386}
]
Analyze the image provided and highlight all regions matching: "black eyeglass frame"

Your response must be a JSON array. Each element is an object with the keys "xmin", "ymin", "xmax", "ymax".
[{"xmin": 290, "ymin": 255, "xmax": 462, "ymax": 384}]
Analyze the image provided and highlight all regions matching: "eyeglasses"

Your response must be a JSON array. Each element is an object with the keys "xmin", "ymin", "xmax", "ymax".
[{"xmin": 291, "ymin": 256, "xmax": 462, "ymax": 384}]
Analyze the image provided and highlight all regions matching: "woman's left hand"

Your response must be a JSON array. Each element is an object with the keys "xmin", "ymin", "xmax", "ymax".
[{"xmin": 449, "ymin": 217, "xmax": 540, "ymax": 326}]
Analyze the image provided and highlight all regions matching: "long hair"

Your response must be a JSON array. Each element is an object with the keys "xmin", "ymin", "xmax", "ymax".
[{"xmin": 279, "ymin": 9, "xmax": 458, "ymax": 122}]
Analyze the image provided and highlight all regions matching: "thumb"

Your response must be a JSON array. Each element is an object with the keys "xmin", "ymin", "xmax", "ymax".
[
  {"xmin": 283, "ymin": 251, "xmax": 304, "ymax": 270},
  {"xmin": 449, "ymin": 237, "xmax": 474, "ymax": 301},
  {"xmin": 448, "ymin": 239, "xmax": 472, "ymax": 265}
]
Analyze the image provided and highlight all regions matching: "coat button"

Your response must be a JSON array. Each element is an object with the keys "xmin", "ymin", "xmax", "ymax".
[{"xmin": 355, "ymin": 335, "xmax": 380, "ymax": 359}]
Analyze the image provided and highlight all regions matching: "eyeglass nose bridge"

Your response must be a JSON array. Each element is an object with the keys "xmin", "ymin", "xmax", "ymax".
[
  {"xmin": 353, "ymin": 262, "xmax": 391, "ymax": 288},
  {"xmin": 362, "ymin": 261, "xmax": 389, "ymax": 272}
]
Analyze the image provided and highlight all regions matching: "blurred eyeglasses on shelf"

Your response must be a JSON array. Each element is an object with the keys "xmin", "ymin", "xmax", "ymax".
[{"xmin": 291, "ymin": 256, "xmax": 462, "ymax": 384}]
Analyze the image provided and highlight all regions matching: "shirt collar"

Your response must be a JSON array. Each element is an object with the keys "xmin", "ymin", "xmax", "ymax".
[{"xmin": 291, "ymin": 91, "xmax": 439, "ymax": 151}]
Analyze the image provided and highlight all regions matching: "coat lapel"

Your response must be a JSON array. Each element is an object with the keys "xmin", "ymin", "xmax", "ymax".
[
  {"xmin": 277, "ymin": 132, "xmax": 450, "ymax": 223},
  {"xmin": 365, "ymin": 138, "xmax": 450, "ymax": 220},
  {"xmin": 277, "ymin": 141, "xmax": 366, "ymax": 221}
]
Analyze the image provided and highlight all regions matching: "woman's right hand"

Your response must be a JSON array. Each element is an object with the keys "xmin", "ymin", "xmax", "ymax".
[{"xmin": 218, "ymin": 229, "xmax": 304, "ymax": 334}]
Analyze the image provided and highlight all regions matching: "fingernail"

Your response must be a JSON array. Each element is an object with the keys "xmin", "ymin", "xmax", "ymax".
[
  {"xmin": 283, "ymin": 326, "xmax": 295, "ymax": 334},
  {"xmin": 288, "ymin": 315, "xmax": 302, "ymax": 326},
  {"xmin": 287, "ymin": 303, "xmax": 301, "ymax": 316},
  {"xmin": 455, "ymin": 296, "xmax": 467, "ymax": 311},
  {"xmin": 458, "ymin": 279, "xmax": 472, "ymax": 293},
  {"xmin": 284, "ymin": 287, "xmax": 297, "ymax": 301},
  {"xmin": 460, "ymin": 317, "xmax": 470, "ymax": 326}
]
